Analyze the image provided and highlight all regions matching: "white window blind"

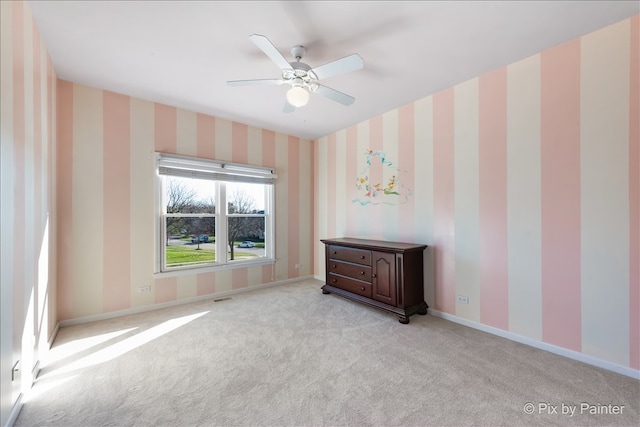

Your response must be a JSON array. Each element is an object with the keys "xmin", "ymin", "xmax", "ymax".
[{"xmin": 157, "ymin": 153, "xmax": 276, "ymax": 185}]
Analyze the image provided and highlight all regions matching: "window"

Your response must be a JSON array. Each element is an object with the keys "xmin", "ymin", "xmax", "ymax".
[{"xmin": 156, "ymin": 153, "xmax": 275, "ymax": 273}]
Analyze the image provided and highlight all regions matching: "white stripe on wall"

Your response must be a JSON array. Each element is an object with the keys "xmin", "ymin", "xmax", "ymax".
[
  {"xmin": 177, "ymin": 275, "xmax": 197, "ymax": 299},
  {"xmin": 316, "ymin": 136, "xmax": 328, "ymax": 278},
  {"xmin": 130, "ymin": 98, "xmax": 156, "ymax": 306},
  {"xmin": 0, "ymin": 2, "xmax": 15, "ymax": 400},
  {"xmin": 506, "ymin": 54, "xmax": 543, "ymax": 340},
  {"xmin": 23, "ymin": 7, "xmax": 36, "ymax": 315},
  {"xmin": 247, "ymin": 126, "xmax": 262, "ymax": 166},
  {"xmin": 453, "ymin": 78, "xmax": 481, "ymax": 322},
  {"xmin": 38, "ymin": 25, "xmax": 51, "ymax": 343},
  {"xmin": 580, "ymin": 20, "xmax": 631, "ymax": 366},
  {"xmin": 72, "ymin": 85, "xmax": 104, "ymax": 316},
  {"xmin": 355, "ymin": 122, "xmax": 370, "ymax": 238},
  {"xmin": 248, "ymin": 264, "xmax": 262, "ymax": 286},
  {"xmin": 274, "ymin": 132, "xmax": 288, "ymax": 281},
  {"xmin": 215, "ymin": 269, "xmax": 233, "ymax": 293},
  {"xmin": 382, "ymin": 110, "xmax": 399, "ymax": 241},
  {"xmin": 214, "ymin": 118, "xmax": 232, "ymax": 162},
  {"xmin": 298, "ymin": 139, "xmax": 312, "ymax": 275},
  {"xmin": 176, "ymin": 109, "xmax": 197, "ymax": 157},
  {"xmin": 247, "ymin": 126, "xmax": 264, "ymax": 280}
]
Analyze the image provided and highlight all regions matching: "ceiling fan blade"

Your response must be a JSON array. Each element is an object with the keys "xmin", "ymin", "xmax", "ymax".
[
  {"xmin": 310, "ymin": 53, "xmax": 364, "ymax": 80},
  {"xmin": 227, "ymin": 79, "xmax": 284, "ymax": 87},
  {"xmin": 249, "ymin": 34, "xmax": 293, "ymax": 72},
  {"xmin": 315, "ymin": 84, "xmax": 356, "ymax": 106},
  {"xmin": 283, "ymin": 102, "xmax": 295, "ymax": 114}
]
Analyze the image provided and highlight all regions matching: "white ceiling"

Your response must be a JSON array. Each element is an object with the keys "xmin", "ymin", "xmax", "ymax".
[{"xmin": 29, "ymin": 1, "xmax": 639, "ymax": 140}]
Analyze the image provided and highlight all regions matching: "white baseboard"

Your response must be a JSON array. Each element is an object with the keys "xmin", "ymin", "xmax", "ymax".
[
  {"xmin": 429, "ymin": 309, "xmax": 640, "ymax": 380},
  {"xmin": 58, "ymin": 276, "xmax": 314, "ymax": 328},
  {"xmin": 48, "ymin": 322, "xmax": 60, "ymax": 347},
  {"xmin": 4, "ymin": 393, "xmax": 23, "ymax": 427}
]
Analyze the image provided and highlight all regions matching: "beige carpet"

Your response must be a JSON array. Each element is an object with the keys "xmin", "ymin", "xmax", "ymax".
[{"xmin": 16, "ymin": 279, "xmax": 639, "ymax": 426}]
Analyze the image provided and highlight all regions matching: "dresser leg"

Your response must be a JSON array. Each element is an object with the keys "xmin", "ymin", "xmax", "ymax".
[
  {"xmin": 398, "ymin": 315, "xmax": 410, "ymax": 324},
  {"xmin": 414, "ymin": 301, "xmax": 428, "ymax": 315},
  {"xmin": 322, "ymin": 289, "xmax": 330, "ymax": 294}
]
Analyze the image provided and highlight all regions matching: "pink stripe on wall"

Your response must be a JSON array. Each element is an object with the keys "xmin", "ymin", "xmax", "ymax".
[
  {"xmin": 154, "ymin": 103, "xmax": 177, "ymax": 153},
  {"xmin": 33, "ymin": 22, "xmax": 42, "ymax": 245},
  {"xmin": 433, "ymin": 89, "xmax": 456, "ymax": 314},
  {"xmin": 288, "ymin": 136, "xmax": 300, "ymax": 278},
  {"xmin": 47, "ymin": 57, "xmax": 54, "ymax": 212},
  {"xmin": 540, "ymin": 39, "xmax": 582, "ymax": 351},
  {"xmin": 313, "ymin": 138, "xmax": 320, "ymax": 275},
  {"xmin": 232, "ymin": 268, "xmax": 248, "ymax": 290},
  {"xmin": 197, "ymin": 271, "xmax": 216, "ymax": 296},
  {"xmin": 197, "ymin": 113, "xmax": 215, "ymax": 159},
  {"xmin": 232, "ymin": 121, "xmax": 248, "ymax": 164},
  {"xmin": 56, "ymin": 80, "xmax": 74, "ymax": 320},
  {"xmin": 327, "ymin": 134, "xmax": 337, "ymax": 238},
  {"xmin": 262, "ymin": 264, "xmax": 273, "ymax": 285},
  {"xmin": 479, "ymin": 68, "xmax": 509, "ymax": 329},
  {"xmin": 398, "ymin": 103, "xmax": 416, "ymax": 240},
  {"xmin": 103, "ymin": 91, "xmax": 131, "ymax": 312},
  {"xmin": 12, "ymin": 0, "xmax": 25, "ymax": 344},
  {"xmin": 155, "ymin": 277, "xmax": 177, "ymax": 304},
  {"xmin": 629, "ymin": 14, "xmax": 639, "ymax": 370}
]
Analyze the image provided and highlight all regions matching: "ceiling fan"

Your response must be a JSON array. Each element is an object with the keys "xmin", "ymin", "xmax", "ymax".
[{"xmin": 227, "ymin": 34, "xmax": 364, "ymax": 112}]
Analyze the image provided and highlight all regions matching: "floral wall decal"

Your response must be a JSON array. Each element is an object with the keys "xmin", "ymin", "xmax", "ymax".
[{"xmin": 353, "ymin": 149, "xmax": 413, "ymax": 206}]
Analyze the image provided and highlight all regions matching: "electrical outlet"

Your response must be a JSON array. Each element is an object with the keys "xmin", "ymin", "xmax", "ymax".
[
  {"xmin": 139, "ymin": 286, "xmax": 151, "ymax": 293},
  {"xmin": 456, "ymin": 294, "xmax": 469, "ymax": 304}
]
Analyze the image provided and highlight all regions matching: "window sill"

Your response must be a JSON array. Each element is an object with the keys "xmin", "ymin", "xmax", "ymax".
[{"xmin": 154, "ymin": 258, "xmax": 275, "ymax": 279}]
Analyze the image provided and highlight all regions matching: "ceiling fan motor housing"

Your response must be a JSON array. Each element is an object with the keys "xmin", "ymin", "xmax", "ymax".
[{"xmin": 227, "ymin": 34, "xmax": 361, "ymax": 107}]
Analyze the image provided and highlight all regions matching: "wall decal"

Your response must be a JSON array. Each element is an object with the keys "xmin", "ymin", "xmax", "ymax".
[{"xmin": 353, "ymin": 149, "xmax": 413, "ymax": 206}]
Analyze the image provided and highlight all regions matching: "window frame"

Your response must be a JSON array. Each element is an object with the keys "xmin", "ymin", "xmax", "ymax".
[{"xmin": 155, "ymin": 153, "xmax": 276, "ymax": 275}]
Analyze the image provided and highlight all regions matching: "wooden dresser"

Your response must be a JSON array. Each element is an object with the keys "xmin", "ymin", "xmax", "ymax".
[{"xmin": 321, "ymin": 237, "xmax": 428, "ymax": 324}]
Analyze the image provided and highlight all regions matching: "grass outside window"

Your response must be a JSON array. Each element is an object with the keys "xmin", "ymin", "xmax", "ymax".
[{"xmin": 166, "ymin": 244, "xmax": 259, "ymax": 268}]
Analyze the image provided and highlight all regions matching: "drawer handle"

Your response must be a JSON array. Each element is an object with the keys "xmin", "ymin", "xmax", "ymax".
[
  {"xmin": 360, "ymin": 271, "xmax": 365, "ymax": 275},
  {"xmin": 372, "ymin": 273, "xmax": 377, "ymax": 278},
  {"xmin": 333, "ymin": 251, "xmax": 337, "ymax": 255},
  {"xmin": 332, "ymin": 264, "xmax": 336, "ymax": 268},
  {"xmin": 332, "ymin": 278, "xmax": 337, "ymax": 283},
  {"xmin": 360, "ymin": 255, "xmax": 365, "ymax": 259},
  {"xmin": 360, "ymin": 286, "xmax": 365, "ymax": 291}
]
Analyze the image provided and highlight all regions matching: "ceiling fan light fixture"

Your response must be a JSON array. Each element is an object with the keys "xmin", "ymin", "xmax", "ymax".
[{"xmin": 286, "ymin": 86, "xmax": 309, "ymax": 107}]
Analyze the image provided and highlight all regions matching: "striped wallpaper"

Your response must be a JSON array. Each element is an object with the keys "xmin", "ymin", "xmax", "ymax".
[
  {"xmin": 1, "ymin": 6, "xmax": 638, "ymax": 420},
  {"xmin": 56, "ymin": 83, "xmax": 314, "ymax": 321},
  {"xmin": 314, "ymin": 16, "xmax": 639, "ymax": 371},
  {"xmin": 1, "ymin": 0, "xmax": 57, "ymax": 423}
]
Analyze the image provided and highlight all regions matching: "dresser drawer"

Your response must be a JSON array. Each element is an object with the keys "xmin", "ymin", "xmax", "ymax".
[
  {"xmin": 327, "ymin": 274, "xmax": 372, "ymax": 298},
  {"xmin": 328, "ymin": 260, "xmax": 372, "ymax": 282},
  {"xmin": 328, "ymin": 245, "xmax": 371, "ymax": 266}
]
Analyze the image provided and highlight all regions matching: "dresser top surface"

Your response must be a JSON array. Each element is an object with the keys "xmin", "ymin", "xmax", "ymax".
[{"xmin": 321, "ymin": 237, "xmax": 427, "ymax": 252}]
